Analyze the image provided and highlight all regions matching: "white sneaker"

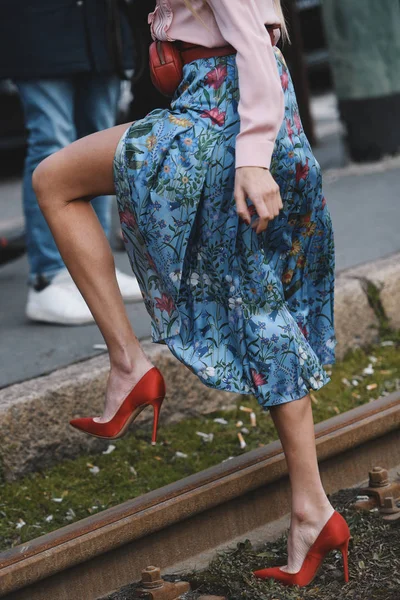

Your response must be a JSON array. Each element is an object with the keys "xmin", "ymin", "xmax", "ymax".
[
  {"xmin": 55, "ymin": 268, "xmax": 142, "ymax": 302},
  {"xmin": 26, "ymin": 268, "xmax": 142, "ymax": 325},
  {"xmin": 115, "ymin": 268, "xmax": 142, "ymax": 302},
  {"xmin": 26, "ymin": 270, "xmax": 95, "ymax": 325}
]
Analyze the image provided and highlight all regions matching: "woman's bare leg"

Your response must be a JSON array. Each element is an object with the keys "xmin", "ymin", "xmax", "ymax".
[
  {"xmin": 33, "ymin": 123, "xmax": 153, "ymax": 423},
  {"xmin": 269, "ymin": 395, "xmax": 334, "ymax": 573}
]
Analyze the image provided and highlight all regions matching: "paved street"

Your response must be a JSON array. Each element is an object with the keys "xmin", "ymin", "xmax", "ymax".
[{"xmin": 1, "ymin": 94, "xmax": 399, "ymax": 389}]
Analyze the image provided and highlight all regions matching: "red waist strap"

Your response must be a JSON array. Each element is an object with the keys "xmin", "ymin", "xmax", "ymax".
[
  {"xmin": 178, "ymin": 25, "xmax": 278, "ymax": 65},
  {"xmin": 178, "ymin": 42, "xmax": 236, "ymax": 65}
]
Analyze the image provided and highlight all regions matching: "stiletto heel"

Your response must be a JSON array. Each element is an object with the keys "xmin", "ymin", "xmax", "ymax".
[
  {"xmin": 340, "ymin": 537, "xmax": 350, "ymax": 583},
  {"xmin": 253, "ymin": 510, "xmax": 351, "ymax": 587},
  {"xmin": 151, "ymin": 397, "xmax": 164, "ymax": 445},
  {"xmin": 69, "ymin": 367, "xmax": 166, "ymax": 442}
]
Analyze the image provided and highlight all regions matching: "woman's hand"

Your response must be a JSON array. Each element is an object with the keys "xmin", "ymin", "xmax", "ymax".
[{"xmin": 234, "ymin": 166, "xmax": 283, "ymax": 234}]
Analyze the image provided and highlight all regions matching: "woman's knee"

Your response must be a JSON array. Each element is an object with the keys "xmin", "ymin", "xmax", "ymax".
[
  {"xmin": 33, "ymin": 122, "xmax": 131, "ymax": 212},
  {"xmin": 32, "ymin": 151, "xmax": 66, "ymax": 212}
]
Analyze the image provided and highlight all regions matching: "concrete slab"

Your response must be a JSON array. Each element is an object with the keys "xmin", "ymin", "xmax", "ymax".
[
  {"xmin": 334, "ymin": 276, "xmax": 379, "ymax": 358},
  {"xmin": 340, "ymin": 253, "xmax": 400, "ymax": 330}
]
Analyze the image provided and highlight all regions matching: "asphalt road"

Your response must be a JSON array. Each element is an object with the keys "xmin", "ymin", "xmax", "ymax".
[{"xmin": 1, "ymin": 95, "xmax": 399, "ymax": 389}]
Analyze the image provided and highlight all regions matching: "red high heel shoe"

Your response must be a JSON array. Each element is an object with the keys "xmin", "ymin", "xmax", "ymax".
[
  {"xmin": 253, "ymin": 510, "xmax": 350, "ymax": 587},
  {"xmin": 69, "ymin": 367, "xmax": 165, "ymax": 444}
]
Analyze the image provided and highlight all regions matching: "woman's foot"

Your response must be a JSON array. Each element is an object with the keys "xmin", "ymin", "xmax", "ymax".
[
  {"xmin": 280, "ymin": 502, "xmax": 335, "ymax": 574},
  {"xmin": 93, "ymin": 354, "xmax": 154, "ymax": 423}
]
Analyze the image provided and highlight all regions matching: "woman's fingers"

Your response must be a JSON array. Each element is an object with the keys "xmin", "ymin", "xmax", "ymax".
[
  {"xmin": 277, "ymin": 188, "xmax": 283, "ymax": 210},
  {"xmin": 234, "ymin": 185, "xmax": 251, "ymax": 224},
  {"xmin": 251, "ymin": 187, "xmax": 283, "ymax": 233},
  {"xmin": 251, "ymin": 194, "xmax": 271, "ymax": 233},
  {"xmin": 234, "ymin": 167, "xmax": 283, "ymax": 233}
]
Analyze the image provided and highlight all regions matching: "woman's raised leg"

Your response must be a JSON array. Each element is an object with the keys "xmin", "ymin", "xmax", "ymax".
[
  {"xmin": 269, "ymin": 395, "xmax": 334, "ymax": 573},
  {"xmin": 33, "ymin": 123, "xmax": 153, "ymax": 423}
]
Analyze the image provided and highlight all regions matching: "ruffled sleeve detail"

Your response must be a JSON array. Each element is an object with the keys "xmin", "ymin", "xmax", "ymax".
[{"xmin": 148, "ymin": 0, "xmax": 174, "ymax": 42}]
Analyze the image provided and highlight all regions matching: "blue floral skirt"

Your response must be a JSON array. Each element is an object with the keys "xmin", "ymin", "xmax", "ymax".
[{"xmin": 113, "ymin": 47, "xmax": 336, "ymax": 409}]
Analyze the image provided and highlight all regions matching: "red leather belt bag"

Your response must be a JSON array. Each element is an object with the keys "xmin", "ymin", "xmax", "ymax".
[
  {"xmin": 149, "ymin": 26, "xmax": 278, "ymax": 97},
  {"xmin": 149, "ymin": 41, "xmax": 236, "ymax": 97}
]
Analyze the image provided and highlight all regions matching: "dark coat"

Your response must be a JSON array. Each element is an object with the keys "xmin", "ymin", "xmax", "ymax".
[{"xmin": 0, "ymin": 0, "xmax": 135, "ymax": 80}]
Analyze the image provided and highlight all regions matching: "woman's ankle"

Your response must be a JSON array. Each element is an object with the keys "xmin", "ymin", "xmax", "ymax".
[
  {"xmin": 109, "ymin": 340, "xmax": 151, "ymax": 375},
  {"xmin": 291, "ymin": 497, "xmax": 334, "ymax": 525}
]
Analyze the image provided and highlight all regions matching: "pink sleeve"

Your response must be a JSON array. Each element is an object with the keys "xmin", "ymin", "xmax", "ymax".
[{"xmin": 207, "ymin": 0, "xmax": 285, "ymax": 169}]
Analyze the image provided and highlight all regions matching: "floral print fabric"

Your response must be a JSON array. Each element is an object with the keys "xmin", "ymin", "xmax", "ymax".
[{"xmin": 113, "ymin": 47, "xmax": 336, "ymax": 409}]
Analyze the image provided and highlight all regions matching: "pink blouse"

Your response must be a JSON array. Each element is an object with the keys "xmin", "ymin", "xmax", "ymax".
[{"xmin": 148, "ymin": 0, "xmax": 285, "ymax": 169}]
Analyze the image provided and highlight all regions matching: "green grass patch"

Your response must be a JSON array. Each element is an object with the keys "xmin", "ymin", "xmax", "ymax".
[{"xmin": 0, "ymin": 332, "xmax": 399, "ymax": 552}]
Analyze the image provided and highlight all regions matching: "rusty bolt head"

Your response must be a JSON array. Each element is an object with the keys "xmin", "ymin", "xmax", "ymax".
[
  {"xmin": 141, "ymin": 566, "xmax": 163, "ymax": 589},
  {"xmin": 380, "ymin": 496, "xmax": 400, "ymax": 515},
  {"xmin": 369, "ymin": 466, "xmax": 389, "ymax": 488},
  {"xmin": 384, "ymin": 497, "xmax": 395, "ymax": 509}
]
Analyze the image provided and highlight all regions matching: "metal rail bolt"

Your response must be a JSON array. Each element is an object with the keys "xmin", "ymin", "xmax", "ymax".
[
  {"xmin": 135, "ymin": 566, "xmax": 191, "ymax": 600},
  {"xmin": 380, "ymin": 496, "xmax": 400, "ymax": 522},
  {"xmin": 141, "ymin": 566, "xmax": 164, "ymax": 589},
  {"xmin": 355, "ymin": 465, "xmax": 400, "ymax": 521},
  {"xmin": 361, "ymin": 466, "xmax": 400, "ymax": 506},
  {"xmin": 369, "ymin": 466, "xmax": 390, "ymax": 488}
]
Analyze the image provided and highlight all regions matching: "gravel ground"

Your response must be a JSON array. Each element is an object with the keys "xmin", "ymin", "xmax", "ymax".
[{"xmin": 102, "ymin": 487, "xmax": 400, "ymax": 600}]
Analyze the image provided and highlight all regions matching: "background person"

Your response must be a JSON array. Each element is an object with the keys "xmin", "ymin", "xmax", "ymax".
[{"xmin": 0, "ymin": 0, "xmax": 141, "ymax": 325}]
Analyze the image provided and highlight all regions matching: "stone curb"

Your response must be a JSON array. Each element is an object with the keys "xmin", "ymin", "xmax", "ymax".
[
  {"xmin": 0, "ymin": 253, "xmax": 399, "ymax": 481},
  {"xmin": 338, "ymin": 252, "xmax": 400, "ymax": 330},
  {"xmin": 0, "ymin": 341, "xmax": 238, "ymax": 482}
]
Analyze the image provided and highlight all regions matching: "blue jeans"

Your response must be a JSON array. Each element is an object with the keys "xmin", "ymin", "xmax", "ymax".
[{"xmin": 16, "ymin": 74, "xmax": 121, "ymax": 285}]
